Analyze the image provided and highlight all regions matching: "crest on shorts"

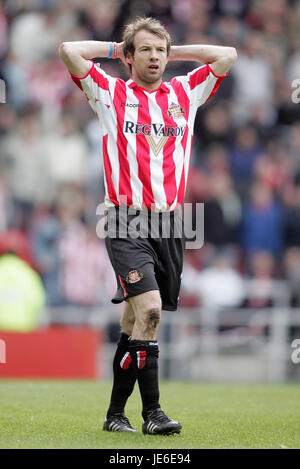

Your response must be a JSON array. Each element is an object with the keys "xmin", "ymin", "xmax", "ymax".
[
  {"xmin": 126, "ymin": 269, "xmax": 144, "ymax": 284},
  {"xmin": 168, "ymin": 102, "xmax": 185, "ymax": 119}
]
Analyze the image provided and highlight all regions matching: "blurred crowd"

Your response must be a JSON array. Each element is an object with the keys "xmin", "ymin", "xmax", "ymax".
[{"xmin": 1, "ymin": 0, "xmax": 300, "ymax": 312}]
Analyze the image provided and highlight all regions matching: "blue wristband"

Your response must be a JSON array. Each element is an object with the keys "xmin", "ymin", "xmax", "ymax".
[{"xmin": 108, "ymin": 42, "xmax": 114, "ymax": 59}]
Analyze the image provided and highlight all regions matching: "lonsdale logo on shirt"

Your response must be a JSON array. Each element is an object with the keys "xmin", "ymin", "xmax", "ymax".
[{"xmin": 124, "ymin": 121, "xmax": 186, "ymax": 156}]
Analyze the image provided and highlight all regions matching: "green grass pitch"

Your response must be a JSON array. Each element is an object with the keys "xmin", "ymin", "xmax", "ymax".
[{"xmin": 0, "ymin": 380, "xmax": 299, "ymax": 449}]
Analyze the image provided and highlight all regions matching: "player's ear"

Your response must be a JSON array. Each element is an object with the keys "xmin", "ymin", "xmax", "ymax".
[{"xmin": 125, "ymin": 53, "xmax": 133, "ymax": 66}]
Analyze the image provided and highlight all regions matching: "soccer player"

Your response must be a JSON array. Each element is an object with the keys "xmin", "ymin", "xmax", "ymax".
[{"xmin": 59, "ymin": 17, "xmax": 237, "ymax": 435}]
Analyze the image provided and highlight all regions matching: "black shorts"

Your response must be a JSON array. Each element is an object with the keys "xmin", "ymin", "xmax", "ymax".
[{"xmin": 104, "ymin": 207, "xmax": 184, "ymax": 311}]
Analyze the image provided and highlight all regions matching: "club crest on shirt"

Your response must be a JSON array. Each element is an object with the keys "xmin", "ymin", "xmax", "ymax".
[
  {"xmin": 168, "ymin": 102, "xmax": 185, "ymax": 119},
  {"xmin": 126, "ymin": 269, "xmax": 144, "ymax": 284}
]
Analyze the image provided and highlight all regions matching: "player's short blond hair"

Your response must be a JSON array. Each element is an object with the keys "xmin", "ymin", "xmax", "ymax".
[{"xmin": 123, "ymin": 17, "xmax": 171, "ymax": 59}]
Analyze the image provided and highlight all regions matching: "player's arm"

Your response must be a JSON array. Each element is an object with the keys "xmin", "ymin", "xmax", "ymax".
[
  {"xmin": 168, "ymin": 44, "xmax": 237, "ymax": 76},
  {"xmin": 58, "ymin": 41, "xmax": 125, "ymax": 76}
]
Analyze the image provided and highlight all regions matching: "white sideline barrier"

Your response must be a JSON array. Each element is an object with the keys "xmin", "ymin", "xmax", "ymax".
[{"xmin": 44, "ymin": 304, "xmax": 300, "ymax": 382}]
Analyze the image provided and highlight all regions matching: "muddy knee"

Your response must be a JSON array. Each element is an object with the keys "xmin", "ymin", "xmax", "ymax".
[
  {"xmin": 129, "ymin": 292, "xmax": 162, "ymax": 340},
  {"xmin": 144, "ymin": 307, "xmax": 161, "ymax": 335}
]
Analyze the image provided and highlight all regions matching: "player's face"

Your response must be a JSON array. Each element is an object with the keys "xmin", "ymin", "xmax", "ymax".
[{"xmin": 127, "ymin": 29, "xmax": 168, "ymax": 89}]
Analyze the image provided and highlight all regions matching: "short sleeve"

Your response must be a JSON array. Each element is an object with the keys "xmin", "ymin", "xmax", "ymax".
[
  {"xmin": 70, "ymin": 60, "xmax": 116, "ymax": 112},
  {"xmin": 172, "ymin": 63, "xmax": 228, "ymax": 108}
]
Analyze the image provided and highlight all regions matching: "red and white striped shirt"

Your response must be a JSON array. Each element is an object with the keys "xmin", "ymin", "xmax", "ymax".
[{"xmin": 71, "ymin": 61, "xmax": 227, "ymax": 211}]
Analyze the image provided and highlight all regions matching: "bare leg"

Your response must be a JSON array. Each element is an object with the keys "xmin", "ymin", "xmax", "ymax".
[
  {"xmin": 120, "ymin": 301, "xmax": 135, "ymax": 336},
  {"xmin": 105, "ymin": 290, "xmax": 162, "ymax": 422},
  {"xmin": 127, "ymin": 290, "xmax": 162, "ymax": 418},
  {"xmin": 129, "ymin": 290, "xmax": 162, "ymax": 340},
  {"xmin": 105, "ymin": 302, "xmax": 136, "ymax": 420}
]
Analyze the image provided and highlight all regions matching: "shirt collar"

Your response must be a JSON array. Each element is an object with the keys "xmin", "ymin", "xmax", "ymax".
[{"xmin": 127, "ymin": 79, "xmax": 170, "ymax": 94}]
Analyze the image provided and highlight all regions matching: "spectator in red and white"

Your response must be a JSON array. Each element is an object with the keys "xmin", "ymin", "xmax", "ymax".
[{"xmin": 32, "ymin": 184, "xmax": 115, "ymax": 307}]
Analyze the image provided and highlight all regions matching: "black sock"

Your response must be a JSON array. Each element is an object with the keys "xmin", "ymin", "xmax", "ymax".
[
  {"xmin": 107, "ymin": 332, "xmax": 137, "ymax": 417},
  {"xmin": 129, "ymin": 340, "xmax": 160, "ymax": 420}
]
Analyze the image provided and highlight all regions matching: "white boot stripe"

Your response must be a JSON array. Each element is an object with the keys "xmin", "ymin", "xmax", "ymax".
[
  {"xmin": 149, "ymin": 422, "xmax": 155, "ymax": 433},
  {"xmin": 106, "ymin": 416, "xmax": 136, "ymax": 432}
]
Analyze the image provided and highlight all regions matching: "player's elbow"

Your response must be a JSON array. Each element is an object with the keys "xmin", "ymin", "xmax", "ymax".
[
  {"xmin": 59, "ymin": 42, "xmax": 89, "ymax": 76},
  {"xmin": 59, "ymin": 42, "xmax": 73, "ymax": 60},
  {"xmin": 226, "ymin": 47, "xmax": 238, "ymax": 65},
  {"xmin": 211, "ymin": 47, "xmax": 238, "ymax": 76},
  {"xmin": 220, "ymin": 47, "xmax": 238, "ymax": 71}
]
